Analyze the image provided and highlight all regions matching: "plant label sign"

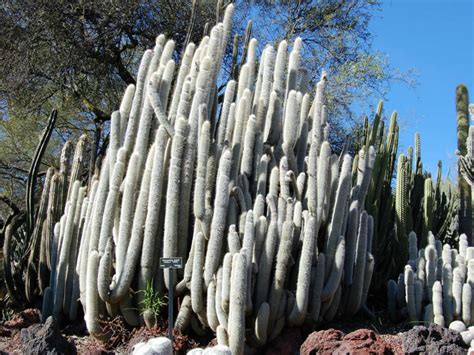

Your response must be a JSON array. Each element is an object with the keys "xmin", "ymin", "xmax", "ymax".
[{"xmin": 160, "ymin": 257, "xmax": 183, "ymax": 269}]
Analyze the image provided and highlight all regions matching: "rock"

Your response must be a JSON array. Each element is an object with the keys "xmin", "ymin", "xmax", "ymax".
[
  {"xmin": 4, "ymin": 308, "xmax": 40, "ymax": 329},
  {"xmin": 449, "ymin": 320, "xmax": 467, "ymax": 333},
  {"xmin": 0, "ymin": 326, "xmax": 11, "ymax": 337},
  {"xmin": 148, "ymin": 337, "xmax": 172, "ymax": 354},
  {"xmin": 337, "ymin": 329, "xmax": 394, "ymax": 354},
  {"xmin": 300, "ymin": 328, "xmax": 395, "ymax": 355},
  {"xmin": 401, "ymin": 323, "xmax": 468, "ymax": 354},
  {"xmin": 460, "ymin": 331, "xmax": 474, "ymax": 345},
  {"xmin": 20, "ymin": 316, "xmax": 76, "ymax": 355},
  {"xmin": 133, "ymin": 337, "xmax": 173, "ymax": 355},
  {"xmin": 265, "ymin": 327, "xmax": 302, "ymax": 355},
  {"xmin": 187, "ymin": 347, "xmax": 232, "ymax": 355},
  {"xmin": 187, "ymin": 349, "xmax": 204, "ymax": 354},
  {"xmin": 300, "ymin": 329, "xmax": 345, "ymax": 354},
  {"xmin": 133, "ymin": 342, "xmax": 155, "ymax": 355},
  {"xmin": 203, "ymin": 345, "xmax": 232, "ymax": 354}
]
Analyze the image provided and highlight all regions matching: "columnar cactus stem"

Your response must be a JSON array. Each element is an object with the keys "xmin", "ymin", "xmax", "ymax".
[
  {"xmin": 175, "ymin": 294, "xmax": 192, "ymax": 333},
  {"xmin": 215, "ymin": 268, "xmax": 228, "ymax": 330},
  {"xmin": 110, "ymin": 144, "xmax": 155, "ymax": 303},
  {"xmin": 254, "ymin": 302, "xmax": 270, "ymax": 347},
  {"xmin": 288, "ymin": 215, "xmax": 317, "ymax": 326},
  {"xmin": 116, "ymin": 153, "xmax": 139, "ymax": 275},
  {"xmin": 255, "ymin": 195, "xmax": 278, "ymax": 309},
  {"xmin": 325, "ymin": 154, "xmax": 352, "ymax": 273},
  {"xmin": 228, "ymin": 252, "xmax": 247, "ymax": 355},
  {"xmin": 119, "ymin": 84, "xmax": 135, "ymax": 141},
  {"xmin": 109, "ymin": 112, "xmax": 121, "ymax": 178},
  {"xmin": 138, "ymin": 127, "xmax": 168, "ymax": 296},
  {"xmin": 433, "ymin": 281, "xmax": 445, "ymax": 326},
  {"xmin": 387, "ymin": 279, "xmax": 398, "ymax": 322},
  {"xmin": 192, "ymin": 232, "xmax": 205, "ymax": 314},
  {"xmin": 163, "ymin": 118, "xmax": 188, "ymax": 289},
  {"xmin": 322, "ymin": 237, "xmax": 345, "ymax": 303},
  {"xmin": 178, "ymin": 56, "xmax": 214, "ymax": 261},
  {"xmin": 442, "ymin": 263, "xmax": 454, "ymax": 324},
  {"xmin": 98, "ymin": 149, "xmax": 127, "ymax": 254},
  {"xmin": 169, "ymin": 43, "xmax": 196, "ymax": 124},
  {"xmin": 346, "ymin": 210, "xmax": 368, "ymax": 315},
  {"xmin": 344, "ymin": 201, "xmax": 359, "ymax": 286},
  {"xmin": 53, "ymin": 181, "xmax": 80, "ymax": 315},
  {"xmin": 204, "ymin": 149, "xmax": 232, "ymax": 286},
  {"xmin": 207, "ymin": 280, "xmax": 219, "ymax": 332},
  {"xmin": 268, "ymin": 221, "xmax": 294, "ymax": 326},
  {"xmin": 85, "ymin": 250, "xmax": 102, "ymax": 336},
  {"xmin": 395, "ymin": 154, "xmax": 409, "ymax": 263},
  {"xmin": 463, "ymin": 283, "xmax": 472, "ymax": 325},
  {"xmin": 217, "ymin": 80, "xmax": 237, "ymax": 146},
  {"xmin": 453, "ymin": 268, "xmax": 463, "ymax": 319},
  {"xmin": 195, "ymin": 120, "xmax": 211, "ymax": 223},
  {"xmin": 405, "ymin": 265, "xmax": 417, "ymax": 322},
  {"xmin": 122, "ymin": 50, "xmax": 154, "ymax": 155},
  {"xmin": 456, "ymin": 84, "xmax": 472, "ymax": 241},
  {"xmin": 221, "ymin": 252, "xmax": 233, "ymax": 313},
  {"xmin": 272, "ymin": 40, "xmax": 287, "ymax": 96},
  {"xmin": 310, "ymin": 253, "xmax": 325, "ymax": 322},
  {"xmin": 78, "ymin": 180, "xmax": 99, "ymax": 305},
  {"xmin": 425, "ymin": 245, "xmax": 437, "ymax": 302}
]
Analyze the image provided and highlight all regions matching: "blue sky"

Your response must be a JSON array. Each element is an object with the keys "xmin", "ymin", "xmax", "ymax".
[{"xmin": 369, "ymin": 0, "xmax": 474, "ymax": 176}]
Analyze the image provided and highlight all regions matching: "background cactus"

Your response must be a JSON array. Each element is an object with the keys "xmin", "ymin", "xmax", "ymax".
[
  {"xmin": 387, "ymin": 232, "xmax": 474, "ymax": 332},
  {"xmin": 456, "ymin": 84, "xmax": 472, "ymax": 242},
  {"xmin": 362, "ymin": 108, "xmax": 459, "ymax": 292}
]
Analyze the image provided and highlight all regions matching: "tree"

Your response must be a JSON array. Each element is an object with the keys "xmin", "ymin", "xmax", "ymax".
[
  {"xmin": 0, "ymin": 0, "xmax": 414, "ymax": 221},
  {"xmin": 0, "ymin": 0, "xmax": 219, "ymax": 221},
  {"xmin": 234, "ymin": 0, "xmax": 414, "ymax": 149}
]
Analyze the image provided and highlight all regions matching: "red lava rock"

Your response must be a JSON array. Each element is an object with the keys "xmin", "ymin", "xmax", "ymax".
[
  {"xmin": 337, "ymin": 329, "xmax": 394, "ymax": 354},
  {"xmin": 265, "ymin": 327, "xmax": 303, "ymax": 355},
  {"xmin": 301, "ymin": 328, "xmax": 400, "ymax": 355},
  {"xmin": 0, "ymin": 326, "xmax": 11, "ymax": 337},
  {"xmin": 300, "ymin": 329, "xmax": 345, "ymax": 355},
  {"xmin": 382, "ymin": 334, "xmax": 404, "ymax": 354},
  {"xmin": 3, "ymin": 308, "xmax": 40, "ymax": 329}
]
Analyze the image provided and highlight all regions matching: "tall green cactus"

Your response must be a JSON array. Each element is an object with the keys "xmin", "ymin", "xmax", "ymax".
[
  {"xmin": 456, "ymin": 84, "xmax": 472, "ymax": 241},
  {"xmin": 395, "ymin": 154, "xmax": 409, "ymax": 263}
]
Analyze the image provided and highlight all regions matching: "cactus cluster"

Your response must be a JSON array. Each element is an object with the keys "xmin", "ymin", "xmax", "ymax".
[
  {"xmin": 362, "ymin": 113, "xmax": 459, "ymax": 289},
  {"xmin": 31, "ymin": 5, "xmax": 379, "ymax": 352},
  {"xmin": 3, "ymin": 107, "xmax": 92, "ymax": 307},
  {"xmin": 456, "ymin": 84, "xmax": 472, "ymax": 242},
  {"xmin": 387, "ymin": 232, "xmax": 474, "ymax": 342}
]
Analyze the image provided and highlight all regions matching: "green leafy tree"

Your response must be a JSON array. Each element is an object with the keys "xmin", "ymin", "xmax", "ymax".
[
  {"xmin": 0, "ymin": 0, "xmax": 414, "ymax": 221},
  {"xmin": 0, "ymin": 0, "xmax": 219, "ymax": 221},
  {"xmin": 235, "ymin": 0, "xmax": 415, "ymax": 149}
]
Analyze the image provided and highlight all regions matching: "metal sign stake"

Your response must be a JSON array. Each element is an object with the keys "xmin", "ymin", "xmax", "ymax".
[
  {"xmin": 160, "ymin": 257, "xmax": 183, "ymax": 343},
  {"xmin": 168, "ymin": 268, "xmax": 173, "ymax": 341}
]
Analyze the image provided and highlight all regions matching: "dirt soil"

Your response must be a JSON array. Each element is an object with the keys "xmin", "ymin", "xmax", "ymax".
[{"xmin": 0, "ymin": 307, "xmax": 413, "ymax": 354}]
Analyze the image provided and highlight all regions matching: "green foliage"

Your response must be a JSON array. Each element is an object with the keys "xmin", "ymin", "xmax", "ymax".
[
  {"xmin": 0, "ymin": 307, "xmax": 15, "ymax": 324},
  {"xmin": 0, "ymin": 0, "xmax": 218, "ymax": 220},
  {"xmin": 0, "ymin": 0, "xmax": 416, "ymax": 219},
  {"xmin": 139, "ymin": 280, "xmax": 167, "ymax": 317},
  {"xmin": 237, "ymin": 0, "xmax": 416, "ymax": 148}
]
